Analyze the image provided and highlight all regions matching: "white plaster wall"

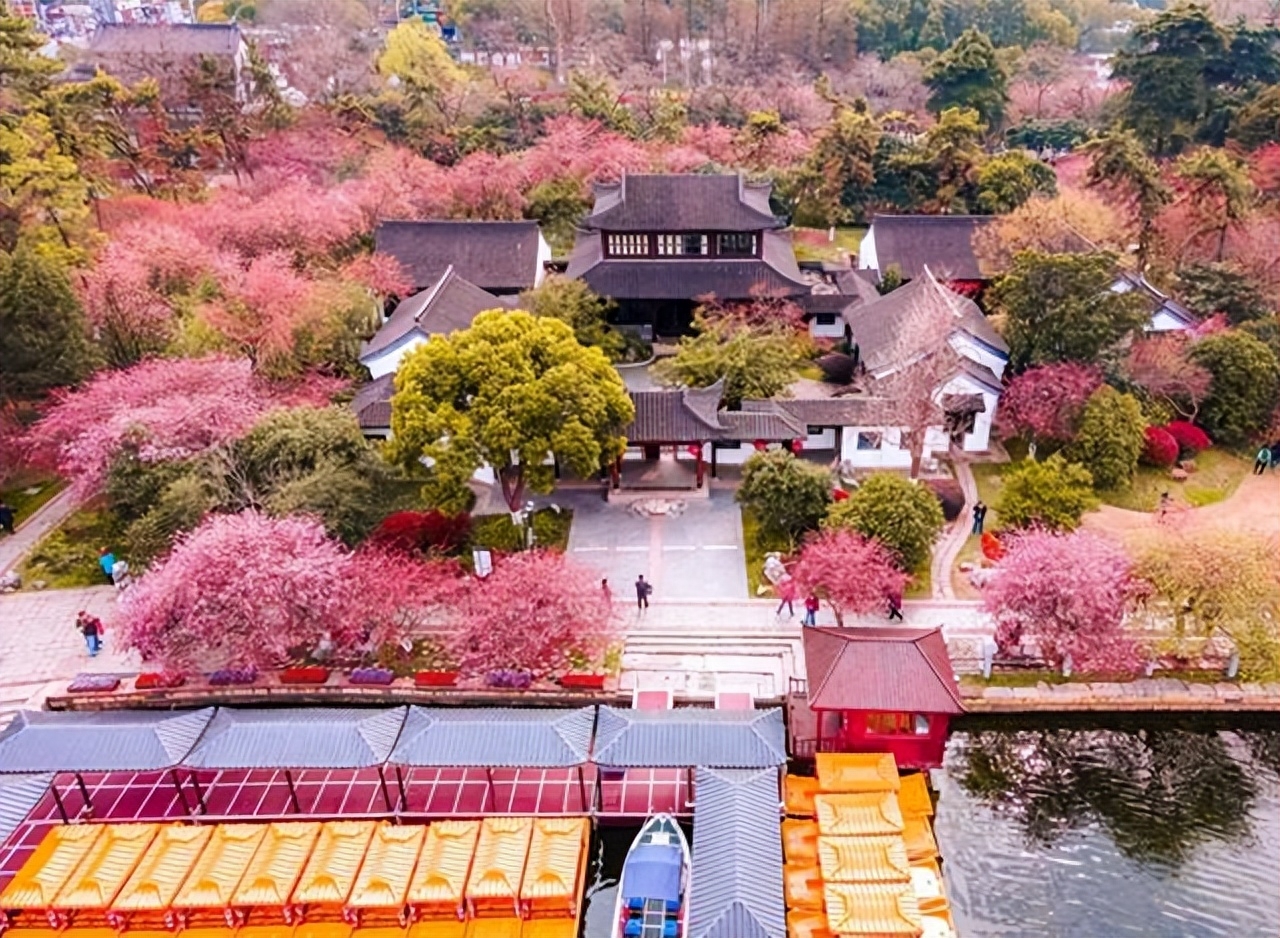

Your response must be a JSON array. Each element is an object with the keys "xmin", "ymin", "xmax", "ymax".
[
  {"xmin": 839, "ymin": 426, "xmax": 912, "ymax": 470},
  {"xmin": 808, "ymin": 319, "xmax": 847, "ymax": 339},
  {"xmin": 534, "ymin": 233, "xmax": 552, "ymax": 288},
  {"xmin": 1148, "ymin": 309, "xmax": 1191, "ymax": 332},
  {"xmin": 362, "ymin": 333, "xmax": 428, "ymax": 380},
  {"xmin": 802, "ymin": 428, "xmax": 838, "ymax": 451},
  {"xmin": 858, "ymin": 228, "xmax": 879, "ymax": 272},
  {"xmin": 948, "ymin": 333, "xmax": 1008, "ymax": 380}
]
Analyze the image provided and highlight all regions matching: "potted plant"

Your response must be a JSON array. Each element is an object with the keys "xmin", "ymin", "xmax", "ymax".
[
  {"xmin": 349, "ymin": 667, "xmax": 395, "ymax": 686},
  {"xmin": 135, "ymin": 671, "xmax": 186, "ymax": 690},
  {"xmin": 208, "ymin": 667, "xmax": 257, "ymax": 687},
  {"xmin": 413, "ymin": 640, "xmax": 461, "ymax": 688},
  {"xmin": 557, "ymin": 644, "xmax": 617, "ymax": 691},
  {"xmin": 485, "ymin": 669, "xmax": 533, "ymax": 690},
  {"xmin": 280, "ymin": 665, "xmax": 330, "ymax": 685}
]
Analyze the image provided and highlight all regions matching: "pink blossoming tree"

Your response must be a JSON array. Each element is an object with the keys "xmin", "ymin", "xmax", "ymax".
[
  {"xmin": 983, "ymin": 529, "xmax": 1146, "ymax": 675},
  {"xmin": 448, "ymin": 550, "xmax": 616, "ymax": 680},
  {"xmin": 118, "ymin": 512, "xmax": 460, "ymax": 672},
  {"xmin": 23, "ymin": 356, "xmax": 341, "ymax": 496},
  {"xmin": 790, "ymin": 529, "xmax": 910, "ymax": 626},
  {"xmin": 997, "ymin": 362, "xmax": 1104, "ymax": 445}
]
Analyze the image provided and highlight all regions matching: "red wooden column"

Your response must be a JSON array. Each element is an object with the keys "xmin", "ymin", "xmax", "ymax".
[{"xmin": 695, "ymin": 442, "xmax": 705, "ymax": 488}]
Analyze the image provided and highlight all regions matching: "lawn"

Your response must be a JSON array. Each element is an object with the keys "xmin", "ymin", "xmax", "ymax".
[
  {"xmin": 790, "ymin": 227, "xmax": 867, "ymax": 263},
  {"xmin": 19, "ymin": 503, "xmax": 124, "ymax": 589},
  {"xmin": 1098, "ymin": 448, "xmax": 1250, "ymax": 512},
  {"xmin": 0, "ymin": 471, "xmax": 66, "ymax": 529},
  {"xmin": 951, "ymin": 459, "xmax": 1006, "ymax": 600},
  {"xmin": 741, "ymin": 506, "xmax": 792, "ymax": 598}
]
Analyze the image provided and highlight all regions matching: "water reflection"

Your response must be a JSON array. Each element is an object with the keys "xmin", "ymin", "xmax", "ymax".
[
  {"xmin": 935, "ymin": 722, "xmax": 1280, "ymax": 938},
  {"xmin": 955, "ymin": 727, "xmax": 1259, "ymax": 865}
]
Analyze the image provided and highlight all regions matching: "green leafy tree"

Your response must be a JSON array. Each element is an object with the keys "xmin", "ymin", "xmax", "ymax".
[
  {"xmin": 0, "ymin": 246, "xmax": 96, "ymax": 399},
  {"xmin": 1111, "ymin": 5, "xmax": 1227, "ymax": 155},
  {"xmin": 823, "ymin": 472, "xmax": 944, "ymax": 572},
  {"xmin": 520, "ymin": 275, "xmax": 624, "ymax": 362},
  {"xmin": 377, "ymin": 18, "xmax": 465, "ymax": 102},
  {"xmin": 1229, "ymin": 83, "xmax": 1280, "ymax": 149},
  {"xmin": 997, "ymin": 453, "xmax": 1098, "ymax": 530},
  {"xmin": 1177, "ymin": 263, "xmax": 1272, "ymax": 324},
  {"xmin": 653, "ymin": 315, "xmax": 807, "ymax": 409},
  {"xmin": 1174, "ymin": 147, "xmax": 1254, "ymax": 261},
  {"xmin": 736, "ymin": 449, "xmax": 832, "ymax": 548},
  {"xmin": 975, "ymin": 149, "xmax": 1057, "ymax": 214},
  {"xmin": 991, "ymin": 250, "xmax": 1150, "ymax": 368},
  {"xmin": 0, "ymin": 112, "xmax": 94, "ymax": 264},
  {"xmin": 564, "ymin": 71, "xmax": 638, "ymax": 136},
  {"xmin": 1065, "ymin": 387, "xmax": 1147, "ymax": 490},
  {"xmin": 1187, "ymin": 330, "xmax": 1280, "ymax": 446},
  {"xmin": 925, "ymin": 28, "xmax": 1009, "ymax": 130},
  {"xmin": 1082, "ymin": 130, "xmax": 1173, "ymax": 267},
  {"xmin": 917, "ymin": 107, "xmax": 987, "ymax": 212},
  {"xmin": 390, "ymin": 310, "xmax": 634, "ymax": 513},
  {"xmin": 524, "ymin": 176, "xmax": 589, "ymax": 252},
  {"xmin": 793, "ymin": 101, "xmax": 881, "ymax": 225}
]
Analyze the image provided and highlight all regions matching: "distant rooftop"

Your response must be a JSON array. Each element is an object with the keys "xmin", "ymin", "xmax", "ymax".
[{"xmin": 87, "ymin": 22, "xmax": 243, "ymax": 57}]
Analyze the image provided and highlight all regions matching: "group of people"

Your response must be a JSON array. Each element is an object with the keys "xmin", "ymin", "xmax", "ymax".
[
  {"xmin": 774, "ymin": 575, "xmax": 903, "ymax": 625},
  {"xmin": 98, "ymin": 547, "xmax": 131, "ymax": 590},
  {"xmin": 74, "ymin": 610, "xmax": 105, "ymax": 656}
]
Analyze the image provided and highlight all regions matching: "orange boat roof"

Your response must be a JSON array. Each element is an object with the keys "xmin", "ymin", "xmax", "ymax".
[
  {"xmin": 782, "ymin": 819, "xmax": 819, "ymax": 864},
  {"xmin": 897, "ymin": 773, "xmax": 933, "ymax": 818},
  {"xmin": 232, "ymin": 821, "xmax": 322, "ymax": 908},
  {"xmin": 816, "ymin": 835, "xmax": 911, "ymax": 884},
  {"xmin": 519, "ymin": 818, "xmax": 588, "ymax": 904},
  {"xmin": 784, "ymin": 775, "xmax": 819, "ymax": 817},
  {"xmin": 112, "ymin": 825, "xmax": 214, "ymax": 912},
  {"xmin": 815, "ymin": 753, "xmax": 900, "ymax": 793},
  {"xmin": 823, "ymin": 882, "xmax": 923, "ymax": 936},
  {"xmin": 814, "ymin": 792, "xmax": 904, "ymax": 837},
  {"xmin": 464, "ymin": 818, "xmax": 532, "ymax": 903},
  {"xmin": 54, "ymin": 823, "xmax": 159, "ymax": 909},
  {"xmin": 172, "ymin": 824, "xmax": 268, "ymax": 909},
  {"xmin": 901, "ymin": 815, "xmax": 938, "ymax": 862},
  {"xmin": 292, "ymin": 821, "xmax": 377, "ymax": 907},
  {"xmin": 0, "ymin": 825, "xmax": 104, "ymax": 910},
  {"xmin": 409, "ymin": 820, "xmax": 481, "ymax": 906},
  {"xmin": 348, "ymin": 823, "xmax": 428, "ymax": 909}
]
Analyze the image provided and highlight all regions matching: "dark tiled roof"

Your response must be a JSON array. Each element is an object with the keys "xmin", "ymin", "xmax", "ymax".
[
  {"xmin": 626, "ymin": 389, "xmax": 722, "ymax": 443},
  {"xmin": 88, "ymin": 23, "xmax": 242, "ymax": 56},
  {"xmin": 834, "ymin": 268, "xmax": 883, "ymax": 304},
  {"xmin": 719, "ymin": 406, "xmax": 805, "ymax": 441},
  {"xmin": 361, "ymin": 267, "xmax": 500, "ymax": 359},
  {"xmin": 0, "ymin": 709, "xmax": 214, "ymax": 772},
  {"xmin": 866, "ymin": 214, "xmax": 995, "ymax": 280},
  {"xmin": 583, "ymin": 174, "xmax": 782, "ymax": 231},
  {"xmin": 768, "ymin": 396, "xmax": 896, "ymax": 428},
  {"xmin": 803, "ymin": 627, "xmax": 964, "ymax": 714},
  {"xmin": 566, "ymin": 230, "xmax": 808, "ymax": 300},
  {"xmin": 375, "ymin": 220, "xmax": 543, "ymax": 292},
  {"xmin": 352, "ymin": 373, "xmax": 395, "ymax": 431},
  {"xmin": 183, "ymin": 708, "xmax": 407, "ymax": 769},
  {"xmin": 687, "ymin": 768, "xmax": 786, "ymax": 938},
  {"xmin": 941, "ymin": 392, "xmax": 986, "ymax": 414},
  {"xmin": 593, "ymin": 707, "xmax": 787, "ymax": 768},
  {"xmin": 625, "ymin": 383, "xmax": 801, "ymax": 443},
  {"xmin": 955, "ymin": 357, "xmax": 1005, "ymax": 393},
  {"xmin": 796, "ymin": 293, "xmax": 858, "ymax": 317},
  {"xmin": 848, "ymin": 272, "xmax": 1007, "ymax": 376},
  {"xmin": 391, "ymin": 707, "xmax": 594, "ymax": 767},
  {"xmin": 1116, "ymin": 271, "xmax": 1197, "ymax": 327}
]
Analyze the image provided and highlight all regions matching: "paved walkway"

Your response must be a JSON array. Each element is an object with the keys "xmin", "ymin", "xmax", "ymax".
[
  {"xmin": 1083, "ymin": 469, "xmax": 1280, "ymax": 542},
  {"xmin": 0, "ymin": 488, "xmax": 80, "ymax": 576},
  {"xmin": 930, "ymin": 459, "xmax": 977, "ymax": 600},
  {"xmin": 0, "ymin": 586, "xmax": 138, "ymax": 724}
]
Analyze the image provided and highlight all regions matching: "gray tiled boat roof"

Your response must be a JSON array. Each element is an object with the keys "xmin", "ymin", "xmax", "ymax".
[
  {"xmin": 391, "ymin": 707, "xmax": 595, "ymax": 767},
  {"xmin": 687, "ymin": 767, "xmax": 786, "ymax": 938},
  {"xmin": 182, "ymin": 707, "xmax": 407, "ymax": 769},
  {"xmin": 0, "ymin": 709, "xmax": 214, "ymax": 772},
  {"xmin": 0, "ymin": 773, "xmax": 53, "ymax": 846},
  {"xmin": 593, "ymin": 707, "xmax": 786, "ymax": 768}
]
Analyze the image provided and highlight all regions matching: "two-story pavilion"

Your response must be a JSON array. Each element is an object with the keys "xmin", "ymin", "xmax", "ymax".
[{"xmin": 565, "ymin": 173, "xmax": 809, "ymax": 337}]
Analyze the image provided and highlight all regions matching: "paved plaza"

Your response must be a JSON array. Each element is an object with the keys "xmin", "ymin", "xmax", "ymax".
[{"xmin": 559, "ymin": 487, "xmax": 749, "ymax": 601}]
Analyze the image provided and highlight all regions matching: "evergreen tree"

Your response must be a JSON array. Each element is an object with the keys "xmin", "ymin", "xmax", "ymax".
[{"xmin": 0, "ymin": 247, "xmax": 96, "ymax": 399}]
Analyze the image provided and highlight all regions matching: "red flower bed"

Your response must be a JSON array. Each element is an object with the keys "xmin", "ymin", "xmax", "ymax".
[
  {"xmin": 558, "ymin": 674, "xmax": 606, "ymax": 691},
  {"xmin": 414, "ymin": 670, "xmax": 460, "ymax": 688},
  {"xmin": 370, "ymin": 510, "xmax": 472, "ymax": 555},
  {"xmin": 1142, "ymin": 426, "xmax": 1179, "ymax": 467},
  {"xmin": 134, "ymin": 672, "xmax": 186, "ymax": 690},
  {"xmin": 1164, "ymin": 421, "xmax": 1212, "ymax": 455},
  {"xmin": 280, "ymin": 666, "xmax": 330, "ymax": 685}
]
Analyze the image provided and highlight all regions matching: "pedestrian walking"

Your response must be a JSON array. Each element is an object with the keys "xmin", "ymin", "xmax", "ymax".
[
  {"xmin": 887, "ymin": 586, "xmax": 904, "ymax": 622},
  {"xmin": 1255, "ymin": 446, "xmax": 1271, "ymax": 475},
  {"xmin": 0, "ymin": 501, "xmax": 13, "ymax": 535},
  {"xmin": 803, "ymin": 593, "xmax": 820, "ymax": 627},
  {"xmin": 111, "ymin": 559, "xmax": 132, "ymax": 591},
  {"xmin": 775, "ymin": 575, "xmax": 797, "ymax": 618},
  {"xmin": 635, "ymin": 574, "xmax": 652, "ymax": 611},
  {"xmin": 98, "ymin": 548, "xmax": 116, "ymax": 584},
  {"xmin": 75, "ymin": 611, "xmax": 103, "ymax": 657},
  {"xmin": 1158, "ymin": 491, "xmax": 1172, "ymax": 521},
  {"xmin": 1270, "ymin": 442, "xmax": 1280, "ymax": 471},
  {"xmin": 601, "ymin": 578, "xmax": 612, "ymax": 604},
  {"xmin": 971, "ymin": 501, "xmax": 987, "ymax": 535}
]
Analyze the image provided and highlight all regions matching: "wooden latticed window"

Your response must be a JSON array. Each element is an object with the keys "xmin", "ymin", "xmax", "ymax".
[
  {"xmin": 657, "ymin": 233, "xmax": 708, "ymax": 256},
  {"xmin": 607, "ymin": 233, "xmax": 649, "ymax": 256}
]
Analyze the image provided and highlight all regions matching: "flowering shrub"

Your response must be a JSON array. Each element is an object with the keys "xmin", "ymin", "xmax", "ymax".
[
  {"xmin": 1141, "ymin": 426, "xmax": 1180, "ymax": 467},
  {"xmin": 1164, "ymin": 421, "xmax": 1212, "ymax": 456},
  {"xmin": 370, "ymin": 510, "xmax": 472, "ymax": 556},
  {"xmin": 134, "ymin": 671, "xmax": 186, "ymax": 690}
]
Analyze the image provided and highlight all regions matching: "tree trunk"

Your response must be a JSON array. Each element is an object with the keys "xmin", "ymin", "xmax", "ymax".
[{"xmin": 499, "ymin": 465, "xmax": 526, "ymax": 514}]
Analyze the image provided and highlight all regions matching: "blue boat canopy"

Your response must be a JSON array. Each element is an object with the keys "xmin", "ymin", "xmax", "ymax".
[{"xmin": 622, "ymin": 843, "xmax": 683, "ymax": 903}]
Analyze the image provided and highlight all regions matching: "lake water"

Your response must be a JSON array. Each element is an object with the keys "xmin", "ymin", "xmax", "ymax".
[
  {"xmin": 934, "ymin": 716, "xmax": 1280, "ymax": 937},
  {"xmin": 579, "ymin": 719, "xmax": 1279, "ymax": 938}
]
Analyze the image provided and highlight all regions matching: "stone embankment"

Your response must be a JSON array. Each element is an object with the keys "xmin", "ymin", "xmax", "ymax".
[{"xmin": 962, "ymin": 678, "xmax": 1280, "ymax": 712}]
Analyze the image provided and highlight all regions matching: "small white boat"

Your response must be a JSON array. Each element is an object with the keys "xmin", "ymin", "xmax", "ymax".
[{"xmin": 612, "ymin": 814, "xmax": 691, "ymax": 938}]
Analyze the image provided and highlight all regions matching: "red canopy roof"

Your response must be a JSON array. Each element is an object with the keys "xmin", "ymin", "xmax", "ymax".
[{"xmin": 802, "ymin": 627, "xmax": 964, "ymax": 714}]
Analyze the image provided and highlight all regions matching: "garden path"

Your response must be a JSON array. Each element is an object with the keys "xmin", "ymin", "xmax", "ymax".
[
  {"xmin": 0, "ymin": 488, "xmax": 80, "ymax": 575},
  {"xmin": 1082, "ymin": 469, "xmax": 1280, "ymax": 542},
  {"xmin": 931, "ymin": 459, "xmax": 978, "ymax": 600}
]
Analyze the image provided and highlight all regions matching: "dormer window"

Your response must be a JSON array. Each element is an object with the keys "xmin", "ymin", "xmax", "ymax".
[
  {"xmin": 658, "ymin": 234, "xmax": 708, "ymax": 256},
  {"xmin": 717, "ymin": 232, "xmax": 757, "ymax": 256}
]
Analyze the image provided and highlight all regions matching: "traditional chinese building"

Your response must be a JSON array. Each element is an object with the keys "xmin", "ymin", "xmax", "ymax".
[
  {"xmin": 374, "ymin": 220, "xmax": 549, "ymax": 295},
  {"xmin": 565, "ymin": 173, "xmax": 809, "ymax": 337},
  {"xmin": 792, "ymin": 627, "xmax": 964, "ymax": 770}
]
